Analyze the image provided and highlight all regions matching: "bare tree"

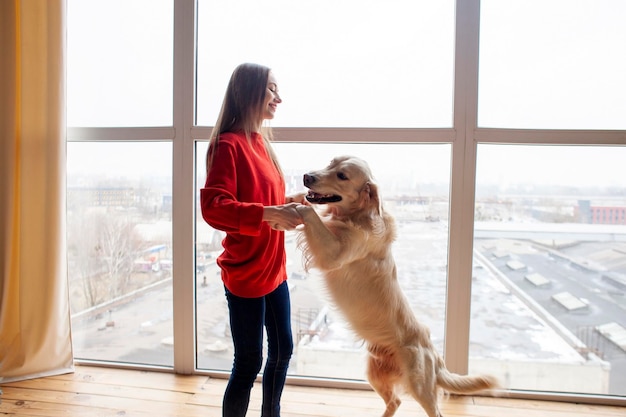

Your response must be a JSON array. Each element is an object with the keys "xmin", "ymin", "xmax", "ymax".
[
  {"xmin": 94, "ymin": 210, "xmax": 141, "ymax": 298},
  {"xmin": 68, "ymin": 205, "xmax": 155, "ymax": 310},
  {"xmin": 67, "ymin": 208, "xmax": 105, "ymax": 310}
]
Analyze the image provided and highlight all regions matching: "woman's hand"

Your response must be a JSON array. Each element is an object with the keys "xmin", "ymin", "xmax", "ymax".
[
  {"xmin": 285, "ymin": 192, "xmax": 309, "ymax": 205},
  {"xmin": 263, "ymin": 203, "xmax": 304, "ymax": 231}
]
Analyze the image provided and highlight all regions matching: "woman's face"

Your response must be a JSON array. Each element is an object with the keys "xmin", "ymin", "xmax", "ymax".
[{"xmin": 262, "ymin": 71, "xmax": 281, "ymax": 120}]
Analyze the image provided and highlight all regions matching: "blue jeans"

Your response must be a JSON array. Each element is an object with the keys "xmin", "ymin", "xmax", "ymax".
[{"xmin": 223, "ymin": 281, "xmax": 293, "ymax": 417}]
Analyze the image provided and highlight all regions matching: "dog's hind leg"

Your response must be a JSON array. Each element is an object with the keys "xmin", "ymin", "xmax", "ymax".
[
  {"xmin": 366, "ymin": 347, "xmax": 402, "ymax": 417},
  {"xmin": 400, "ymin": 347, "xmax": 443, "ymax": 417}
]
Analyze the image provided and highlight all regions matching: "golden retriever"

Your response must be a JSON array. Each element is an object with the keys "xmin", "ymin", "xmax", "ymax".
[{"xmin": 295, "ymin": 156, "xmax": 498, "ymax": 417}]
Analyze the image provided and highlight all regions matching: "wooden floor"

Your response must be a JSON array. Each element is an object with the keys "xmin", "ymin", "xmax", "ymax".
[{"xmin": 1, "ymin": 365, "xmax": 624, "ymax": 417}]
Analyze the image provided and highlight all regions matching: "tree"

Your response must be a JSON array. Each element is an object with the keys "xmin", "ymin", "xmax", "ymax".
[{"xmin": 67, "ymin": 207, "xmax": 144, "ymax": 310}]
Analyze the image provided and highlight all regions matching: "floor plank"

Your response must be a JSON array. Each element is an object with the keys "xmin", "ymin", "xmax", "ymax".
[{"xmin": 0, "ymin": 365, "xmax": 624, "ymax": 417}]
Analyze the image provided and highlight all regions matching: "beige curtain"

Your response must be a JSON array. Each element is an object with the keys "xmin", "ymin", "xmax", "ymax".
[{"xmin": 0, "ymin": 0, "xmax": 73, "ymax": 381}]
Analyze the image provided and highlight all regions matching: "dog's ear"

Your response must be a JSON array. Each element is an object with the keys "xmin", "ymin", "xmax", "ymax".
[{"xmin": 361, "ymin": 182, "xmax": 383, "ymax": 215}]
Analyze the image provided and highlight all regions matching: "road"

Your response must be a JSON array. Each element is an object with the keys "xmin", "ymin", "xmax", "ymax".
[{"xmin": 477, "ymin": 239, "xmax": 626, "ymax": 395}]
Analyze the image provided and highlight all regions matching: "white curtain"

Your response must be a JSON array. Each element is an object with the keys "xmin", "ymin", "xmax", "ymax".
[{"xmin": 0, "ymin": 0, "xmax": 73, "ymax": 381}]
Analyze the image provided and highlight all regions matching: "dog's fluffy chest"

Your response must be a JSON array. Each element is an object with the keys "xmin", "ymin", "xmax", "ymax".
[
  {"xmin": 322, "ymin": 262, "xmax": 415, "ymax": 345},
  {"xmin": 323, "ymin": 258, "xmax": 398, "ymax": 311}
]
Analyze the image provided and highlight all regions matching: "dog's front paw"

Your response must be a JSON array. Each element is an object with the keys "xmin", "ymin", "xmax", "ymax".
[{"xmin": 294, "ymin": 204, "xmax": 316, "ymax": 220}]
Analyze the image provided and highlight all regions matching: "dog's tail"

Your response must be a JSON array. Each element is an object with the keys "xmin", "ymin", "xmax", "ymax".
[{"xmin": 436, "ymin": 367, "xmax": 499, "ymax": 394}]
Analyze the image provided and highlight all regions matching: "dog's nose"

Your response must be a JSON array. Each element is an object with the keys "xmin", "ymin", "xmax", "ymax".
[{"xmin": 303, "ymin": 173, "xmax": 316, "ymax": 187}]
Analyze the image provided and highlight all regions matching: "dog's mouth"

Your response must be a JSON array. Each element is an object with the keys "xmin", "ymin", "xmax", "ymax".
[{"xmin": 305, "ymin": 191, "xmax": 342, "ymax": 204}]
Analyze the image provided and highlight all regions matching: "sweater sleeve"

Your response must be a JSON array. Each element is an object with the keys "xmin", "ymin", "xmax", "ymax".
[{"xmin": 200, "ymin": 138, "xmax": 265, "ymax": 236}]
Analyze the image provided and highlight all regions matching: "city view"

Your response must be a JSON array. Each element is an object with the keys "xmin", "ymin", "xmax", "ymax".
[{"xmin": 66, "ymin": 142, "xmax": 626, "ymax": 396}]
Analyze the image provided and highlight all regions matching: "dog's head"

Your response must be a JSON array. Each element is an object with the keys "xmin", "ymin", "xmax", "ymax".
[{"xmin": 303, "ymin": 156, "xmax": 382, "ymax": 216}]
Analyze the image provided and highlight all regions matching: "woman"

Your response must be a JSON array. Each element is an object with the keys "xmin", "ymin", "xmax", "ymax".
[{"xmin": 200, "ymin": 63, "xmax": 305, "ymax": 417}]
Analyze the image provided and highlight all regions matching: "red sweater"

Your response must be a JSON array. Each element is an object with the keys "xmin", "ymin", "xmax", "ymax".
[{"xmin": 200, "ymin": 131, "xmax": 287, "ymax": 298}]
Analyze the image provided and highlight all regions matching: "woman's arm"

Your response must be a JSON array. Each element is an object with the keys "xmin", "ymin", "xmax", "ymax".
[{"xmin": 263, "ymin": 203, "xmax": 304, "ymax": 231}]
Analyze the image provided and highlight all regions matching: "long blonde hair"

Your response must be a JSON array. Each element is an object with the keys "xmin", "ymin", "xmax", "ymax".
[{"xmin": 206, "ymin": 63, "xmax": 282, "ymax": 176}]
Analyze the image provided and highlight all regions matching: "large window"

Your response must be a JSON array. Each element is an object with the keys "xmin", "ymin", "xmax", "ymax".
[
  {"xmin": 195, "ymin": 142, "xmax": 452, "ymax": 376},
  {"xmin": 196, "ymin": 0, "xmax": 456, "ymax": 127},
  {"xmin": 478, "ymin": 0, "xmax": 626, "ymax": 129},
  {"xmin": 67, "ymin": 142, "xmax": 173, "ymax": 366},
  {"xmin": 67, "ymin": 0, "xmax": 175, "ymax": 367},
  {"xmin": 67, "ymin": 0, "xmax": 173, "ymax": 127},
  {"xmin": 67, "ymin": 0, "xmax": 626, "ymax": 404},
  {"xmin": 470, "ymin": 145, "xmax": 626, "ymax": 395}
]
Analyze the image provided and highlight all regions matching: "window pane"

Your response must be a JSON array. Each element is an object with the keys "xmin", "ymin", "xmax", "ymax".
[
  {"xmin": 478, "ymin": 0, "xmax": 626, "ymax": 129},
  {"xmin": 196, "ymin": 0, "xmax": 455, "ymax": 128},
  {"xmin": 195, "ymin": 141, "xmax": 451, "ymax": 377},
  {"xmin": 68, "ymin": 142, "xmax": 173, "ymax": 367},
  {"xmin": 470, "ymin": 144, "xmax": 626, "ymax": 396},
  {"xmin": 67, "ymin": 0, "xmax": 174, "ymax": 127}
]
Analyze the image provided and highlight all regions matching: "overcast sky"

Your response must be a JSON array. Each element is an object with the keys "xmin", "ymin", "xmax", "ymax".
[{"xmin": 66, "ymin": 0, "xmax": 626, "ymax": 188}]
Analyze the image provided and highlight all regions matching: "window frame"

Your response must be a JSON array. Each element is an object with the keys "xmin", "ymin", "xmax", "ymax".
[{"xmin": 66, "ymin": 0, "xmax": 626, "ymax": 406}]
